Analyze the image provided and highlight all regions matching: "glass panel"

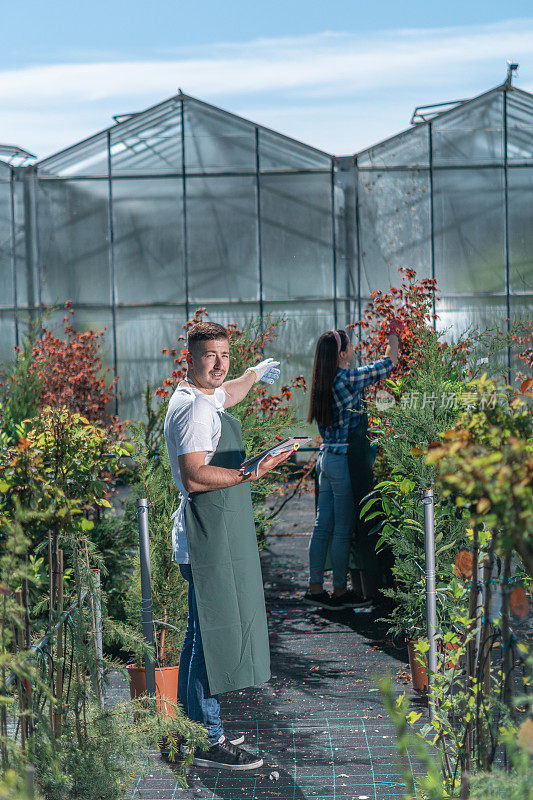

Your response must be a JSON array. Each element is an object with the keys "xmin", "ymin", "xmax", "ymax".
[
  {"xmin": 336, "ymin": 300, "xmax": 359, "ymax": 338},
  {"xmin": 335, "ymin": 170, "xmax": 357, "ymax": 302},
  {"xmin": 507, "ymin": 90, "xmax": 533, "ymax": 162},
  {"xmin": 0, "ymin": 311, "xmax": 16, "ymax": 363},
  {"xmin": 358, "ymin": 170, "xmax": 431, "ymax": 296},
  {"xmin": 433, "ymin": 92, "xmax": 504, "ymax": 166},
  {"xmin": 13, "ymin": 178, "xmax": 36, "ymax": 309},
  {"xmin": 0, "ymin": 168, "xmax": 13, "ymax": 308},
  {"xmin": 38, "ymin": 132, "xmax": 109, "ymax": 177},
  {"xmin": 115, "ymin": 306, "xmax": 187, "ymax": 421},
  {"xmin": 42, "ymin": 306, "xmax": 115, "ymax": 362},
  {"xmin": 259, "ymin": 129, "xmax": 332, "ymax": 172},
  {"xmin": 509, "ymin": 167, "xmax": 533, "ymax": 295},
  {"xmin": 110, "ymin": 100, "xmax": 181, "ymax": 175},
  {"xmin": 261, "ymin": 173, "xmax": 333, "ymax": 300},
  {"xmin": 435, "ymin": 296, "xmax": 508, "ymax": 340},
  {"xmin": 433, "ymin": 169, "xmax": 505, "ymax": 294},
  {"xmin": 187, "ymin": 176, "xmax": 258, "ymax": 302},
  {"xmin": 358, "ymin": 124, "xmax": 429, "ymax": 168},
  {"xmin": 184, "ymin": 100, "xmax": 255, "ymax": 173},
  {"xmin": 436, "ymin": 297, "xmax": 509, "ymax": 378},
  {"xmin": 112, "ymin": 178, "xmax": 185, "ymax": 305},
  {"xmin": 38, "ymin": 179, "xmax": 111, "ymax": 305},
  {"xmin": 197, "ymin": 303, "xmax": 260, "ymax": 331}
]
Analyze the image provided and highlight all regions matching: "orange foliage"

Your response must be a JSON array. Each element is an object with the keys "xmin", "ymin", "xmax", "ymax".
[{"xmin": 24, "ymin": 302, "xmax": 124, "ymax": 434}]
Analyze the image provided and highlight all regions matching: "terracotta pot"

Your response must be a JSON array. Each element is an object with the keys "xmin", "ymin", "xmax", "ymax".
[
  {"xmin": 407, "ymin": 640, "xmax": 428, "ymax": 694},
  {"xmin": 127, "ymin": 664, "xmax": 179, "ymax": 717},
  {"xmin": 407, "ymin": 639, "xmax": 428, "ymax": 694},
  {"xmin": 407, "ymin": 638, "xmax": 461, "ymax": 694}
]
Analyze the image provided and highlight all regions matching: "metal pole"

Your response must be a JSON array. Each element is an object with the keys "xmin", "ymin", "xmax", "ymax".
[
  {"xmin": 25, "ymin": 764, "xmax": 35, "ymax": 799},
  {"xmin": 354, "ymin": 157, "xmax": 362, "ymax": 345},
  {"xmin": 106, "ymin": 130, "xmax": 119, "ymax": 417},
  {"xmin": 254, "ymin": 126, "xmax": 264, "ymax": 331},
  {"xmin": 180, "ymin": 98, "xmax": 190, "ymax": 321},
  {"xmin": 503, "ymin": 88, "xmax": 512, "ymax": 384},
  {"xmin": 92, "ymin": 569, "xmax": 104, "ymax": 707},
  {"xmin": 136, "ymin": 499, "xmax": 156, "ymax": 697},
  {"xmin": 9, "ymin": 169, "xmax": 20, "ymax": 348},
  {"xmin": 421, "ymin": 487, "xmax": 438, "ymax": 719},
  {"xmin": 331, "ymin": 161, "xmax": 338, "ymax": 329},
  {"xmin": 428, "ymin": 122, "xmax": 437, "ymax": 330}
]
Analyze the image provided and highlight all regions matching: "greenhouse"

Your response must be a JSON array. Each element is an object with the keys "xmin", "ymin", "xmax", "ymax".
[
  {"xmin": 1, "ymin": 72, "xmax": 533, "ymax": 800},
  {"xmin": 1, "ymin": 77, "xmax": 532, "ymax": 417}
]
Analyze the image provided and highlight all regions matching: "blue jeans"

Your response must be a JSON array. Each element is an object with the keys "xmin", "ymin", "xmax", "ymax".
[
  {"xmin": 309, "ymin": 451, "xmax": 355, "ymax": 590},
  {"xmin": 178, "ymin": 564, "xmax": 223, "ymax": 744}
]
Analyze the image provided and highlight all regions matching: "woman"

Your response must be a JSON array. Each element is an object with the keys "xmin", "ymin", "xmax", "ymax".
[{"xmin": 304, "ymin": 322, "xmax": 400, "ymax": 610}]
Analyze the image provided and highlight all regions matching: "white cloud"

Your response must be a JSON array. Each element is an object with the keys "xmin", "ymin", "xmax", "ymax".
[{"xmin": 1, "ymin": 20, "xmax": 533, "ymax": 157}]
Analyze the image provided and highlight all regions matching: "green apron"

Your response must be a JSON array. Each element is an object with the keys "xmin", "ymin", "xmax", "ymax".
[
  {"xmin": 184, "ymin": 411, "xmax": 271, "ymax": 696},
  {"xmin": 346, "ymin": 411, "xmax": 379, "ymax": 574}
]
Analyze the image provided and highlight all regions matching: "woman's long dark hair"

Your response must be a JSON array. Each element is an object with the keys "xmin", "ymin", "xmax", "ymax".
[{"xmin": 307, "ymin": 329, "xmax": 349, "ymax": 428}]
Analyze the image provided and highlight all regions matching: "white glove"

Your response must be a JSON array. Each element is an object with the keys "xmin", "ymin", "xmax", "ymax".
[{"xmin": 246, "ymin": 358, "xmax": 281, "ymax": 385}]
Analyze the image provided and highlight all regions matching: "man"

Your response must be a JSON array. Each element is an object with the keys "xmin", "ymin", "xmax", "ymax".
[{"xmin": 164, "ymin": 321, "xmax": 289, "ymax": 771}]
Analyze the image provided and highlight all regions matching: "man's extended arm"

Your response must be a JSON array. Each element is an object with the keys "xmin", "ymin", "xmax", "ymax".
[
  {"xmin": 179, "ymin": 449, "xmax": 290, "ymax": 493},
  {"xmin": 222, "ymin": 358, "xmax": 281, "ymax": 408},
  {"xmin": 222, "ymin": 371, "xmax": 256, "ymax": 409}
]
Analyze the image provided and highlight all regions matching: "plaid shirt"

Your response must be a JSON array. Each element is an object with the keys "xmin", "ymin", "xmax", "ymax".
[{"xmin": 318, "ymin": 356, "xmax": 394, "ymax": 454}]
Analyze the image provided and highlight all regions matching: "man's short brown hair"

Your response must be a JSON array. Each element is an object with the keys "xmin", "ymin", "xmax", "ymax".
[{"xmin": 187, "ymin": 321, "xmax": 229, "ymax": 354}]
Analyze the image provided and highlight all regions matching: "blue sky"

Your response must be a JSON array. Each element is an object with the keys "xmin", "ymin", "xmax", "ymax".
[{"xmin": 2, "ymin": 1, "xmax": 533, "ymax": 158}]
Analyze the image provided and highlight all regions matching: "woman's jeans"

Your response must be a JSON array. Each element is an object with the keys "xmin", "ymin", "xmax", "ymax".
[
  {"xmin": 309, "ymin": 451, "xmax": 355, "ymax": 590},
  {"xmin": 178, "ymin": 564, "xmax": 223, "ymax": 744}
]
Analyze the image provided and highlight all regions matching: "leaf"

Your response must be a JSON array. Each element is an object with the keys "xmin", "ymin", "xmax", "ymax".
[
  {"xmin": 409, "ymin": 446, "xmax": 424, "ymax": 456},
  {"xmin": 95, "ymin": 498, "xmax": 112, "ymax": 508},
  {"xmin": 360, "ymin": 497, "xmax": 380, "ymax": 517},
  {"xmin": 407, "ymin": 711, "xmax": 422, "ymax": 725},
  {"xmin": 400, "ymin": 478, "xmax": 415, "ymax": 495},
  {"xmin": 476, "ymin": 498, "xmax": 491, "ymax": 514},
  {"xmin": 363, "ymin": 511, "xmax": 383, "ymax": 522},
  {"xmin": 0, "ymin": 479, "xmax": 9, "ymax": 492},
  {"xmin": 443, "ymin": 429, "xmax": 458, "ymax": 440},
  {"xmin": 80, "ymin": 518, "xmax": 94, "ymax": 531},
  {"xmin": 453, "ymin": 551, "xmax": 474, "ymax": 580}
]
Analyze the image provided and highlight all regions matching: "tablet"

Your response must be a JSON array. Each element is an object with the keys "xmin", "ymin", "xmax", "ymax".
[{"xmin": 240, "ymin": 437, "xmax": 311, "ymax": 477}]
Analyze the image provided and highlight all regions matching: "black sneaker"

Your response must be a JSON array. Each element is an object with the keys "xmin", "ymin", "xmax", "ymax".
[
  {"xmin": 303, "ymin": 590, "xmax": 350, "ymax": 610},
  {"xmin": 189, "ymin": 737, "xmax": 263, "ymax": 771},
  {"xmin": 168, "ymin": 733, "xmax": 245, "ymax": 763},
  {"xmin": 337, "ymin": 590, "xmax": 373, "ymax": 610}
]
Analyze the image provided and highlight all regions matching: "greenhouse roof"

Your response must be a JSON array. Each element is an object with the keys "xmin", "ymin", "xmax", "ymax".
[
  {"xmin": 355, "ymin": 84, "xmax": 533, "ymax": 167},
  {"xmin": 23, "ymin": 79, "xmax": 533, "ymax": 177},
  {"xmin": 0, "ymin": 145, "xmax": 35, "ymax": 167},
  {"xmin": 36, "ymin": 92, "xmax": 334, "ymax": 178}
]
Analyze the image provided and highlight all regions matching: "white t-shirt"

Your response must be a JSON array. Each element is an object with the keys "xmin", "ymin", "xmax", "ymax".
[{"xmin": 164, "ymin": 381, "xmax": 226, "ymax": 563}]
